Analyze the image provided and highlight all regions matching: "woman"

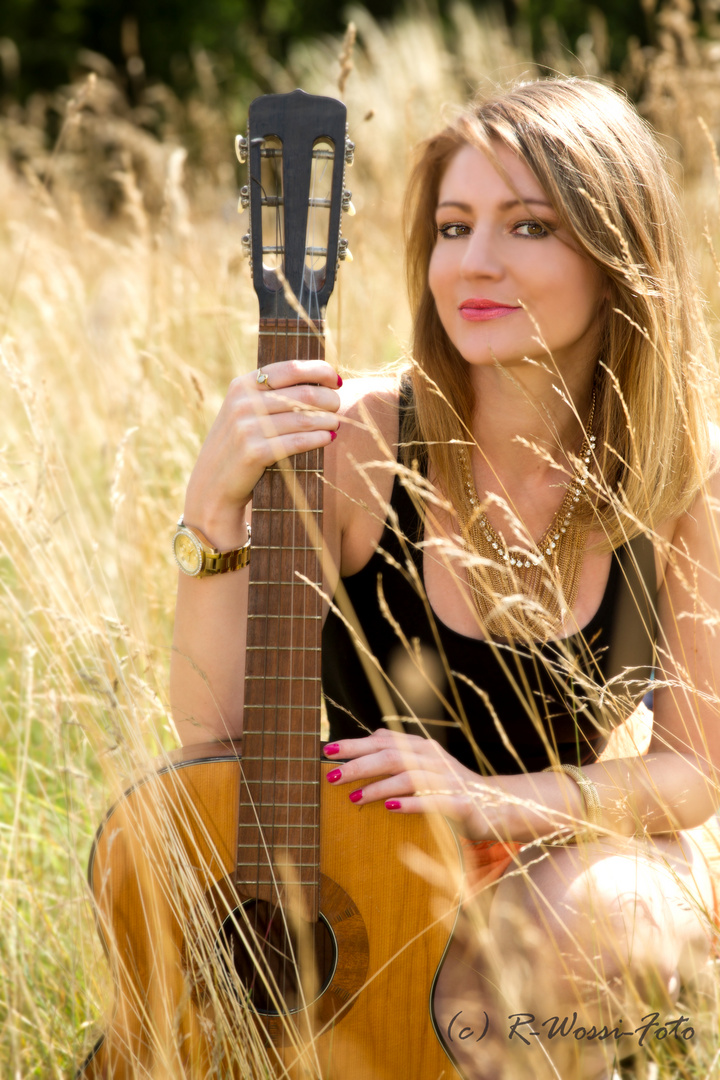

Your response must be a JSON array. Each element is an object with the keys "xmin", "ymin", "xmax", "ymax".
[{"xmin": 171, "ymin": 78, "xmax": 720, "ymax": 1078}]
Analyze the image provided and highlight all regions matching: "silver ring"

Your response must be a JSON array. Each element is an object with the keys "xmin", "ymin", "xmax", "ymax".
[{"xmin": 256, "ymin": 369, "xmax": 274, "ymax": 391}]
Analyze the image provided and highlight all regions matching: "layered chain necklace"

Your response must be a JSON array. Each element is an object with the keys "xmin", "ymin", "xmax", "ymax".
[{"xmin": 457, "ymin": 395, "xmax": 596, "ymax": 641}]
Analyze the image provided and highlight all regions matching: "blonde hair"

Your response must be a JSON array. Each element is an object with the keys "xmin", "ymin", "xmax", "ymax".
[{"xmin": 403, "ymin": 77, "xmax": 715, "ymax": 546}]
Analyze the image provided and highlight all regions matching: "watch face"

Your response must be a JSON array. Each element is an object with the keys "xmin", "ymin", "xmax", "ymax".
[{"xmin": 173, "ymin": 530, "xmax": 203, "ymax": 576}]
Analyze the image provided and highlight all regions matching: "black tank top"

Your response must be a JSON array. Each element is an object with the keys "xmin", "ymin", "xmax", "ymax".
[{"xmin": 322, "ymin": 399, "xmax": 657, "ymax": 776}]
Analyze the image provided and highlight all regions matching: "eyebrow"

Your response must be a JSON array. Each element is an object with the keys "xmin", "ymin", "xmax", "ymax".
[{"xmin": 436, "ymin": 197, "xmax": 553, "ymax": 212}]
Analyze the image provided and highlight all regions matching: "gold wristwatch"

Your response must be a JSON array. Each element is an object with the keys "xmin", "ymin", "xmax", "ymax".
[{"xmin": 172, "ymin": 516, "xmax": 251, "ymax": 578}]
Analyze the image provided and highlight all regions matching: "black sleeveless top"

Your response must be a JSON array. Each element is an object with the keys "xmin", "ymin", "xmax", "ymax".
[{"xmin": 322, "ymin": 405, "xmax": 657, "ymax": 777}]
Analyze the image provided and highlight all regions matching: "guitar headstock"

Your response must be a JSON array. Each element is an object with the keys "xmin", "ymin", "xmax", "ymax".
[{"xmin": 236, "ymin": 90, "xmax": 352, "ymax": 321}]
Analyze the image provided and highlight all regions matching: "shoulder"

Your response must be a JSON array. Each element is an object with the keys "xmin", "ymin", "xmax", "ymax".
[
  {"xmin": 331, "ymin": 373, "xmax": 402, "ymax": 470},
  {"xmin": 658, "ymin": 421, "xmax": 720, "ymax": 585},
  {"xmin": 652, "ymin": 424, "xmax": 720, "ymax": 759},
  {"xmin": 672, "ymin": 421, "xmax": 720, "ymax": 534},
  {"xmin": 325, "ymin": 372, "xmax": 404, "ymax": 576},
  {"xmin": 337, "ymin": 373, "xmax": 400, "ymax": 426}
]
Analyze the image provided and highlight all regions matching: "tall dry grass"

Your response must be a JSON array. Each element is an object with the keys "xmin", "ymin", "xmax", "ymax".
[{"xmin": 2, "ymin": 2, "xmax": 720, "ymax": 1077}]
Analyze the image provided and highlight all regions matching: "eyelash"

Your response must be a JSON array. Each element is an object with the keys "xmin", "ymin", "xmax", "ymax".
[
  {"xmin": 513, "ymin": 220, "xmax": 549, "ymax": 239},
  {"xmin": 436, "ymin": 220, "xmax": 551, "ymax": 240}
]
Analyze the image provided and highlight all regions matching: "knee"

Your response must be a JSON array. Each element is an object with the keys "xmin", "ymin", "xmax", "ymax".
[{"xmin": 487, "ymin": 842, "xmax": 684, "ymax": 999}]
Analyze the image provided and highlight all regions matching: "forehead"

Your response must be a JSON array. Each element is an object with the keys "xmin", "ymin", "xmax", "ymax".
[{"xmin": 437, "ymin": 141, "xmax": 549, "ymax": 206}]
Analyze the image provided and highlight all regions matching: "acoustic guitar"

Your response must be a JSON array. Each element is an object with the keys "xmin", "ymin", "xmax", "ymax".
[{"xmin": 78, "ymin": 89, "xmax": 464, "ymax": 1080}]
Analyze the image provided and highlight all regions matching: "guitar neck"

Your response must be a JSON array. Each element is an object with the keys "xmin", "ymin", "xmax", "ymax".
[{"xmin": 238, "ymin": 320, "xmax": 326, "ymax": 921}]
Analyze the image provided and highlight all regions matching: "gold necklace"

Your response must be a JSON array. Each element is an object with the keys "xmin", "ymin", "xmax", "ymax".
[{"xmin": 457, "ymin": 396, "xmax": 596, "ymax": 641}]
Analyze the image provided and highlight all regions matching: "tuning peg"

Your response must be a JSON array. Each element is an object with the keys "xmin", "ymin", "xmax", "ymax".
[
  {"xmin": 241, "ymin": 232, "xmax": 251, "ymax": 256},
  {"xmin": 338, "ymin": 237, "xmax": 352, "ymax": 262},
  {"xmin": 238, "ymin": 185, "xmax": 250, "ymax": 211},
  {"xmin": 342, "ymin": 189, "xmax": 356, "ymax": 215},
  {"xmin": 344, "ymin": 138, "xmax": 355, "ymax": 166},
  {"xmin": 235, "ymin": 135, "xmax": 248, "ymax": 164}
]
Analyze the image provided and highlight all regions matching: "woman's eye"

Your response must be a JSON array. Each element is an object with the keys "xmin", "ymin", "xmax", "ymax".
[
  {"xmin": 437, "ymin": 222, "xmax": 471, "ymax": 239},
  {"xmin": 513, "ymin": 220, "xmax": 549, "ymax": 238}
]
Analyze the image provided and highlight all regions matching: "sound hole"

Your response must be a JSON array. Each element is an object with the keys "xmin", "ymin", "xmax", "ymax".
[{"xmin": 217, "ymin": 900, "xmax": 337, "ymax": 1015}]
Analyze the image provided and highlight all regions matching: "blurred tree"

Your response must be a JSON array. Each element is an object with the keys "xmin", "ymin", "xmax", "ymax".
[
  {"xmin": 0, "ymin": 0, "xmax": 693, "ymax": 101},
  {"xmin": 512, "ymin": 0, "xmax": 652, "ymax": 71}
]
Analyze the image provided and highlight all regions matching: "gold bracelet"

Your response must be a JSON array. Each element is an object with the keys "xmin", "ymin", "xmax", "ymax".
[{"xmin": 543, "ymin": 764, "xmax": 602, "ymax": 834}]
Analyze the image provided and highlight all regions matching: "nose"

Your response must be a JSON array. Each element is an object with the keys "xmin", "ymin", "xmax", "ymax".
[{"xmin": 460, "ymin": 226, "xmax": 503, "ymax": 279}]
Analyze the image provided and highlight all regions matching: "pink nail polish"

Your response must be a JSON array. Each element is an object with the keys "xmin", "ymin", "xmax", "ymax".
[
  {"xmin": 324, "ymin": 743, "xmax": 340, "ymax": 756},
  {"xmin": 349, "ymin": 789, "xmax": 363, "ymax": 803},
  {"xmin": 385, "ymin": 800, "xmax": 402, "ymax": 810},
  {"xmin": 330, "ymin": 430, "xmax": 338, "ymax": 442},
  {"xmin": 326, "ymin": 768, "xmax": 343, "ymax": 783},
  {"xmin": 337, "ymin": 374, "xmax": 343, "ymax": 388}
]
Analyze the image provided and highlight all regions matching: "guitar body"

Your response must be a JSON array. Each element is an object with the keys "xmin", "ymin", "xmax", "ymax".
[
  {"xmin": 79, "ymin": 743, "xmax": 464, "ymax": 1079},
  {"xmin": 80, "ymin": 90, "xmax": 466, "ymax": 1079}
]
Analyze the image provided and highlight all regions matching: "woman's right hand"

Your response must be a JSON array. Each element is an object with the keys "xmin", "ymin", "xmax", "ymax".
[{"xmin": 182, "ymin": 359, "xmax": 342, "ymax": 547}]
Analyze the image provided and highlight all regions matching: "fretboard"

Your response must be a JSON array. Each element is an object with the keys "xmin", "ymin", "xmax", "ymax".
[{"xmin": 238, "ymin": 319, "xmax": 325, "ymax": 921}]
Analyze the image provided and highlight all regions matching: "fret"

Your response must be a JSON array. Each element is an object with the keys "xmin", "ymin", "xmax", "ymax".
[
  {"xmin": 242, "ymin": 709, "xmax": 320, "ymax": 716},
  {"xmin": 246, "ymin": 645, "xmax": 321, "ymax": 651},
  {"xmin": 253, "ymin": 546, "xmax": 320, "ymax": 553},
  {"xmin": 250, "ymin": 507, "xmax": 323, "ymax": 515},
  {"xmin": 241, "ymin": 773, "xmax": 319, "ymax": 784},
  {"xmin": 236, "ymin": 804, "xmax": 320, "ymax": 811},
  {"xmin": 234, "ymin": 874, "xmax": 317, "ymax": 884},
  {"xmin": 235, "ymin": 861, "xmax": 319, "ymax": 869},
  {"xmin": 248, "ymin": 580, "xmax": 321, "ymax": 587},
  {"xmin": 235, "ymin": 844, "xmax": 319, "ymax": 853},
  {"xmin": 259, "ymin": 468, "xmax": 323, "ymax": 475},
  {"xmin": 246, "ymin": 614, "xmax": 322, "ymax": 620},
  {"xmin": 245, "ymin": 675, "xmax": 321, "ymax": 682},
  {"xmin": 240, "ymin": 757, "xmax": 319, "ymax": 763}
]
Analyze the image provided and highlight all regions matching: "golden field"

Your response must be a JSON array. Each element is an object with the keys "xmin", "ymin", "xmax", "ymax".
[{"xmin": 2, "ymin": 3, "xmax": 720, "ymax": 1075}]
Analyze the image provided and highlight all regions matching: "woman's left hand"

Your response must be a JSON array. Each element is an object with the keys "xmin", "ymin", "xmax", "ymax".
[{"xmin": 323, "ymin": 728, "xmax": 509, "ymax": 842}]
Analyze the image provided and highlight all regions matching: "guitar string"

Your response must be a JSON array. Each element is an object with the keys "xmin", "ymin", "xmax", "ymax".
[
  {"xmin": 255, "ymin": 138, "xmax": 283, "ymax": 987},
  {"xmin": 313, "ymin": 147, "xmax": 330, "ymax": 893},
  {"xmin": 274, "ymin": 137, "xmax": 287, "ymax": 999},
  {"xmin": 253, "ymin": 142, "xmax": 273, "ymax": 984},
  {"xmin": 301, "ymin": 146, "xmax": 315, "ymax": 912},
  {"xmin": 250, "ymin": 128, "xmax": 335, "ymax": 1000},
  {"xmin": 302, "ymin": 141, "xmax": 330, "ymax": 912},
  {"xmin": 297, "ymin": 144, "xmax": 312, "ymax": 932}
]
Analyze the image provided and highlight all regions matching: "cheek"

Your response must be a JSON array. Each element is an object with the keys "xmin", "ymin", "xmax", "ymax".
[
  {"xmin": 427, "ymin": 251, "xmax": 442, "ymax": 305},
  {"xmin": 427, "ymin": 243, "xmax": 457, "ymax": 306}
]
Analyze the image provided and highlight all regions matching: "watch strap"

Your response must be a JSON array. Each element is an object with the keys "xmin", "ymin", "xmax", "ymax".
[
  {"xmin": 177, "ymin": 517, "xmax": 251, "ymax": 576},
  {"xmin": 203, "ymin": 539, "xmax": 251, "ymax": 575}
]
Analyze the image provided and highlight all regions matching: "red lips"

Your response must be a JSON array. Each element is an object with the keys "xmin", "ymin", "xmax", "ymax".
[{"xmin": 459, "ymin": 298, "xmax": 521, "ymax": 322}]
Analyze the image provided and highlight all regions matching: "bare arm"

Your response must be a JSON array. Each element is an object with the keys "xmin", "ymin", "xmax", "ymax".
[
  {"xmin": 170, "ymin": 360, "xmax": 341, "ymax": 745},
  {"xmin": 321, "ymin": 469, "xmax": 720, "ymax": 842},
  {"xmin": 502, "ymin": 462, "xmax": 720, "ymax": 837}
]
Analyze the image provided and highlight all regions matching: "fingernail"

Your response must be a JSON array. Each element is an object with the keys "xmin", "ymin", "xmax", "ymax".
[
  {"xmin": 385, "ymin": 800, "xmax": 402, "ymax": 810},
  {"xmin": 326, "ymin": 768, "xmax": 343, "ymax": 783},
  {"xmin": 330, "ymin": 430, "xmax": 338, "ymax": 442},
  {"xmin": 349, "ymin": 789, "xmax": 363, "ymax": 803},
  {"xmin": 337, "ymin": 374, "xmax": 343, "ymax": 388},
  {"xmin": 324, "ymin": 743, "xmax": 340, "ymax": 756}
]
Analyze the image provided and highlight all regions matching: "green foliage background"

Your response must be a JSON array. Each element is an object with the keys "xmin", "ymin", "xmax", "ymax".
[{"xmin": 0, "ymin": 0, "xmax": 666, "ymax": 101}]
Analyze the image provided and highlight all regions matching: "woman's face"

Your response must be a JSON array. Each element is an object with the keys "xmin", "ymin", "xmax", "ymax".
[{"xmin": 428, "ymin": 142, "xmax": 607, "ymax": 379}]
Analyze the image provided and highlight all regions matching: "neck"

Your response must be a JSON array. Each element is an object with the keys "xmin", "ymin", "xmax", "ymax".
[{"xmin": 468, "ymin": 361, "xmax": 595, "ymax": 480}]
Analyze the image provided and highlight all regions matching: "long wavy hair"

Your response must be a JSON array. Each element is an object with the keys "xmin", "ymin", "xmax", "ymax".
[{"xmin": 402, "ymin": 77, "xmax": 715, "ymax": 546}]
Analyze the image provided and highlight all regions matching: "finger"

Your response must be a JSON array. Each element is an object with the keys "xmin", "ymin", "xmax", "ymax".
[
  {"xmin": 324, "ymin": 729, "xmax": 429, "ymax": 762},
  {"xmin": 250, "ymin": 382, "xmax": 342, "ymax": 418},
  {"xmin": 384, "ymin": 792, "xmax": 476, "ymax": 828},
  {"xmin": 323, "ymin": 751, "xmax": 418, "ymax": 790},
  {"xmin": 254, "ymin": 359, "xmax": 342, "ymax": 393},
  {"xmin": 344, "ymin": 769, "xmax": 463, "ymax": 806},
  {"xmin": 250, "ymin": 409, "xmax": 340, "ymax": 439},
  {"xmin": 250, "ymin": 427, "xmax": 339, "ymax": 466}
]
